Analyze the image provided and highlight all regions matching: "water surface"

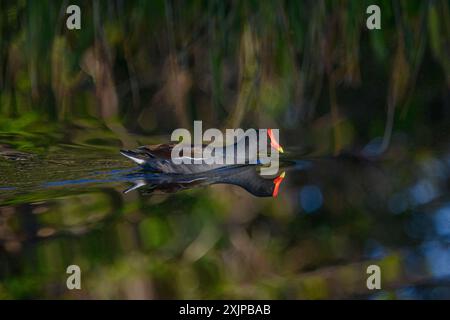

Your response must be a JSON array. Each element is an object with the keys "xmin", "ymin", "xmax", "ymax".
[{"xmin": 1, "ymin": 136, "xmax": 449, "ymax": 299}]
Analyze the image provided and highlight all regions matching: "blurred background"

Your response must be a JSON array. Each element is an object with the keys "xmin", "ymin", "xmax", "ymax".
[{"xmin": 0, "ymin": 0, "xmax": 449, "ymax": 299}]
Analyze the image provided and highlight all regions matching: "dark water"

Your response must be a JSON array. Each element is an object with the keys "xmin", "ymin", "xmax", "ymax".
[
  {"xmin": 1, "ymin": 135, "xmax": 449, "ymax": 299},
  {"xmin": 1, "ymin": 0, "xmax": 449, "ymax": 299}
]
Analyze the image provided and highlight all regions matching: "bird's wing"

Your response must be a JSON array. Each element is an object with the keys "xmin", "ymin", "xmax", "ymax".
[
  {"xmin": 140, "ymin": 143, "xmax": 207, "ymax": 160},
  {"xmin": 138, "ymin": 144, "xmax": 174, "ymax": 159}
]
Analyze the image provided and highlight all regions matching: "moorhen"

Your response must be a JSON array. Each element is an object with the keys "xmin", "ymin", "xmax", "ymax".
[{"xmin": 120, "ymin": 129, "xmax": 284, "ymax": 174}]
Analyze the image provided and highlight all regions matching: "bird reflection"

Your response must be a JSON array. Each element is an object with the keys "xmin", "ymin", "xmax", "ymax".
[{"xmin": 122, "ymin": 165, "xmax": 286, "ymax": 197}]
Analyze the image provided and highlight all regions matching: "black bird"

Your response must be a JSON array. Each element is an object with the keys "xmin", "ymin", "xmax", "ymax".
[{"xmin": 120, "ymin": 129, "xmax": 284, "ymax": 174}]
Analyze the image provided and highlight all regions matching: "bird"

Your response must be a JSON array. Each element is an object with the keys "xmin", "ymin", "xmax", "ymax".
[
  {"xmin": 120, "ymin": 129, "xmax": 284, "ymax": 174},
  {"xmin": 122, "ymin": 164, "xmax": 286, "ymax": 197}
]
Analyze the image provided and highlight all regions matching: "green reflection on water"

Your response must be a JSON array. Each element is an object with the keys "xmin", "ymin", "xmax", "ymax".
[{"xmin": 0, "ymin": 0, "xmax": 449, "ymax": 299}]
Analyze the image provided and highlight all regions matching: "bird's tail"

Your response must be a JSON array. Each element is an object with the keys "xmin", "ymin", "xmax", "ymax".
[{"xmin": 120, "ymin": 149, "xmax": 147, "ymax": 165}]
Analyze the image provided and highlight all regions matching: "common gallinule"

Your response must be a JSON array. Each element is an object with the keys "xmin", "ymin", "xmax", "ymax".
[{"xmin": 120, "ymin": 129, "xmax": 284, "ymax": 174}]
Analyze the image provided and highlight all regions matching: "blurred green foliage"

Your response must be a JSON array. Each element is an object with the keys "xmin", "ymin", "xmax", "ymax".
[
  {"xmin": 0, "ymin": 0, "xmax": 448, "ymax": 150},
  {"xmin": 0, "ymin": 0, "xmax": 449, "ymax": 299}
]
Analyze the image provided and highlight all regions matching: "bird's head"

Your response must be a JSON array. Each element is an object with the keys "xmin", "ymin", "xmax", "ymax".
[{"xmin": 268, "ymin": 129, "xmax": 284, "ymax": 153}]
